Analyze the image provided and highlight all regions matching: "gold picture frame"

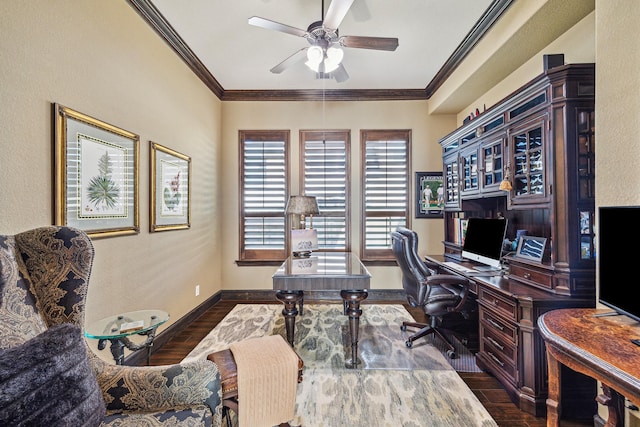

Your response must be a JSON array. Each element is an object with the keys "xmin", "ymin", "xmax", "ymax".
[
  {"xmin": 150, "ymin": 142, "xmax": 191, "ymax": 232},
  {"xmin": 53, "ymin": 104, "xmax": 139, "ymax": 238}
]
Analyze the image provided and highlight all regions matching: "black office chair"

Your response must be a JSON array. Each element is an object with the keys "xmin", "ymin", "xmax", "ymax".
[{"xmin": 391, "ymin": 227, "xmax": 470, "ymax": 358}]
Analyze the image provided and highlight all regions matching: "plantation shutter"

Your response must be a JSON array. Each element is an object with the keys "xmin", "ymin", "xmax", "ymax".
[
  {"xmin": 300, "ymin": 130, "xmax": 350, "ymax": 251},
  {"xmin": 361, "ymin": 130, "xmax": 411, "ymax": 261},
  {"xmin": 240, "ymin": 130, "xmax": 289, "ymax": 261}
]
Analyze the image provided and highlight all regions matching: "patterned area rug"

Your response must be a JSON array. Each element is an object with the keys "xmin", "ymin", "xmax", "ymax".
[{"xmin": 184, "ymin": 304, "xmax": 497, "ymax": 427}]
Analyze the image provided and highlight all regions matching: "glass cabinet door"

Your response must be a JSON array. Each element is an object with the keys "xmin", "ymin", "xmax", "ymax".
[
  {"xmin": 443, "ymin": 153, "xmax": 460, "ymax": 208},
  {"xmin": 577, "ymin": 109, "xmax": 595, "ymax": 201},
  {"xmin": 481, "ymin": 136, "xmax": 505, "ymax": 192},
  {"xmin": 513, "ymin": 127, "xmax": 543, "ymax": 195},
  {"xmin": 509, "ymin": 114, "xmax": 548, "ymax": 204},
  {"xmin": 577, "ymin": 108, "xmax": 595, "ymax": 260},
  {"xmin": 461, "ymin": 148, "xmax": 479, "ymax": 194}
]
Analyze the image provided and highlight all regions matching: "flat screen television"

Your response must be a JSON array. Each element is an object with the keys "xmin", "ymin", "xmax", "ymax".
[
  {"xmin": 598, "ymin": 206, "xmax": 640, "ymax": 322},
  {"xmin": 461, "ymin": 217, "xmax": 508, "ymax": 270}
]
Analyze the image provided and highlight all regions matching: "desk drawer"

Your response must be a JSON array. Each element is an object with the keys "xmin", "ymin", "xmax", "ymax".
[
  {"xmin": 480, "ymin": 322, "xmax": 517, "ymax": 362},
  {"xmin": 480, "ymin": 335, "xmax": 518, "ymax": 384},
  {"xmin": 509, "ymin": 263, "xmax": 553, "ymax": 289},
  {"xmin": 478, "ymin": 287, "xmax": 517, "ymax": 322},
  {"xmin": 479, "ymin": 306, "xmax": 517, "ymax": 344}
]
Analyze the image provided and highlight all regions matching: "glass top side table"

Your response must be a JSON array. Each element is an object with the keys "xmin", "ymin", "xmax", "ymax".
[{"xmin": 85, "ymin": 309, "xmax": 169, "ymax": 365}]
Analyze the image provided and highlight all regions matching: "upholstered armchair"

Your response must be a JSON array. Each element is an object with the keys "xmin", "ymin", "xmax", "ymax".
[{"xmin": 0, "ymin": 226, "xmax": 223, "ymax": 426}]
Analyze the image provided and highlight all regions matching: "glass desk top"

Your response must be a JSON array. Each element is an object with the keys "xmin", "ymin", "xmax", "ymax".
[
  {"xmin": 273, "ymin": 252, "xmax": 371, "ymax": 279},
  {"xmin": 84, "ymin": 309, "xmax": 169, "ymax": 340}
]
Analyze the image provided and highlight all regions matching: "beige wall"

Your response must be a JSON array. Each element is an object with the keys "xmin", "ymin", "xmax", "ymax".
[
  {"xmin": 595, "ymin": 1, "xmax": 640, "ymax": 422},
  {"xmin": 458, "ymin": 11, "xmax": 595, "ymax": 125},
  {"xmin": 0, "ymin": 1, "xmax": 223, "ymax": 336},
  {"xmin": 220, "ymin": 100, "xmax": 454, "ymax": 290},
  {"xmin": 595, "ymin": 0, "xmax": 640, "ymax": 207}
]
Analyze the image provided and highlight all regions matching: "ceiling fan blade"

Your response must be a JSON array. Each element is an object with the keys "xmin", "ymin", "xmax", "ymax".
[
  {"xmin": 339, "ymin": 35, "xmax": 399, "ymax": 51},
  {"xmin": 323, "ymin": 0, "xmax": 355, "ymax": 31},
  {"xmin": 332, "ymin": 63, "xmax": 349, "ymax": 83},
  {"xmin": 270, "ymin": 48, "xmax": 308, "ymax": 74},
  {"xmin": 248, "ymin": 16, "xmax": 308, "ymax": 38}
]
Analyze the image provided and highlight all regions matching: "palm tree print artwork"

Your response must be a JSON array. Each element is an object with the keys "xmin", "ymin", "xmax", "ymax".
[
  {"xmin": 86, "ymin": 151, "xmax": 120, "ymax": 211},
  {"xmin": 79, "ymin": 135, "xmax": 127, "ymax": 218}
]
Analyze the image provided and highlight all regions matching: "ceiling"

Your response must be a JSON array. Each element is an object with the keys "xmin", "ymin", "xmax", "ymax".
[
  {"xmin": 128, "ymin": 0, "xmax": 593, "ymax": 104},
  {"xmin": 131, "ymin": 0, "xmax": 500, "ymax": 96}
]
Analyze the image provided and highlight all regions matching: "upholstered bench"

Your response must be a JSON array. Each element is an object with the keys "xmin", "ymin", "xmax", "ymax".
[{"xmin": 208, "ymin": 336, "xmax": 303, "ymax": 427}]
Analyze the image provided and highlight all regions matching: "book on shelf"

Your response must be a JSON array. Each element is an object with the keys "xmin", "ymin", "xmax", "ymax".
[{"xmin": 453, "ymin": 218, "xmax": 469, "ymax": 245}]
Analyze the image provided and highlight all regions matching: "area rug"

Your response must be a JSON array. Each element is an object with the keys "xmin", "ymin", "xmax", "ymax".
[{"xmin": 183, "ymin": 304, "xmax": 497, "ymax": 427}]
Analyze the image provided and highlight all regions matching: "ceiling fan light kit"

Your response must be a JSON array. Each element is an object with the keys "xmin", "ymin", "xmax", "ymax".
[
  {"xmin": 305, "ymin": 45, "xmax": 344, "ymax": 73},
  {"xmin": 248, "ymin": 0, "xmax": 398, "ymax": 82}
]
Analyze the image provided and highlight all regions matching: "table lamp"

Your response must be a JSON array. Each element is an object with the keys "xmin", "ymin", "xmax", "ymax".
[{"xmin": 285, "ymin": 195, "xmax": 320, "ymax": 257}]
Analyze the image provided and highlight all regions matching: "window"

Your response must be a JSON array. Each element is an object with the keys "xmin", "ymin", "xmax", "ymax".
[
  {"xmin": 239, "ymin": 130, "xmax": 289, "ymax": 262},
  {"xmin": 300, "ymin": 130, "xmax": 350, "ymax": 251},
  {"xmin": 239, "ymin": 128, "xmax": 411, "ymax": 264},
  {"xmin": 361, "ymin": 130, "xmax": 411, "ymax": 261}
]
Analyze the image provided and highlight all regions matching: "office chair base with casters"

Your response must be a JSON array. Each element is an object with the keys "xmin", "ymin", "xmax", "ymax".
[{"xmin": 401, "ymin": 319, "xmax": 457, "ymax": 359}]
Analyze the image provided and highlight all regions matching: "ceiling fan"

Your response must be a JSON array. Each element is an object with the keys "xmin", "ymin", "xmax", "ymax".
[{"xmin": 248, "ymin": 0, "xmax": 399, "ymax": 83}]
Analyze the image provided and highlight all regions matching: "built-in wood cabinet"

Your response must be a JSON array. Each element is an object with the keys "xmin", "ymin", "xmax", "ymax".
[
  {"xmin": 436, "ymin": 62, "xmax": 597, "ymax": 417},
  {"xmin": 438, "ymin": 63, "xmax": 596, "ymax": 292}
]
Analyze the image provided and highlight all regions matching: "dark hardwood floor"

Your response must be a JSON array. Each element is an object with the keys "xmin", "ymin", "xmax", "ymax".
[{"xmin": 147, "ymin": 300, "xmax": 592, "ymax": 427}]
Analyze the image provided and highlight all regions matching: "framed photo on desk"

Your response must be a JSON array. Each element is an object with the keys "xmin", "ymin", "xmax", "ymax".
[{"xmin": 515, "ymin": 236, "xmax": 547, "ymax": 262}]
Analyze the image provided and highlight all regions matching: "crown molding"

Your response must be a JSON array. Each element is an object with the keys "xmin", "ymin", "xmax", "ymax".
[{"xmin": 128, "ymin": 0, "xmax": 513, "ymax": 102}]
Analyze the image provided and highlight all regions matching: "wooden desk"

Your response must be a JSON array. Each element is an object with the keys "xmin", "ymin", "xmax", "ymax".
[
  {"xmin": 272, "ymin": 252, "xmax": 371, "ymax": 368},
  {"xmin": 538, "ymin": 308, "xmax": 640, "ymax": 427},
  {"xmin": 425, "ymin": 254, "xmax": 595, "ymax": 417}
]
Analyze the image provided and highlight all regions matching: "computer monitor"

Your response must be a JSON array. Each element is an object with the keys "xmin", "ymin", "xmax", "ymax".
[
  {"xmin": 461, "ymin": 217, "xmax": 508, "ymax": 270},
  {"xmin": 598, "ymin": 206, "xmax": 640, "ymax": 322}
]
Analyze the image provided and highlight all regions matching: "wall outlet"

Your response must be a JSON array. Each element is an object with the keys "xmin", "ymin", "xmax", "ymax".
[{"xmin": 195, "ymin": 285, "xmax": 200, "ymax": 297}]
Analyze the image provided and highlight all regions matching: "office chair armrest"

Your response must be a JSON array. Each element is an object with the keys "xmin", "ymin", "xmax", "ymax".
[
  {"xmin": 423, "ymin": 258, "xmax": 440, "ymax": 272},
  {"xmin": 426, "ymin": 275, "xmax": 470, "ymax": 313}
]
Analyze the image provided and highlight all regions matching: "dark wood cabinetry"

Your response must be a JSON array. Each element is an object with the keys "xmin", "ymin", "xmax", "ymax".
[{"xmin": 435, "ymin": 63, "xmax": 596, "ymax": 417}]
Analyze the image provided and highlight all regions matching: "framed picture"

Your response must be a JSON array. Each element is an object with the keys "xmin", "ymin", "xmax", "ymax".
[
  {"xmin": 53, "ymin": 104, "xmax": 139, "ymax": 238},
  {"xmin": 415, "ymin": 172, "xmax": 444, "ymax": 218},
  {"xmin": 150, "ymin": 142, "xmax": 191, "ymax": 232},
  {"xmin": 515, "ymin": 236, "xmax": 547, "ymax": 262}
]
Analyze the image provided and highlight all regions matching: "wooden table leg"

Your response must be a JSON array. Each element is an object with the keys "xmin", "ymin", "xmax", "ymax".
[
  {"xmin": 596, "ymin": 384, "xmax": 625, "ymax": 427},
  {"xmin": 275, "ymin": 290, "xmax": 303, "ymax": 346},
  {"xmin": 546, "ymin": 347, "xmax": 561, "ymax": 427},
  {"xmin": 341, "ymin": 289, "xmax": 368, "ymax": 369}
]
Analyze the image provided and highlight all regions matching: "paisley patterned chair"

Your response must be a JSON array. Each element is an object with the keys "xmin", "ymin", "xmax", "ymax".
[{"xmin": 0, "ymin": 226, "xmax": 223, "ymax": 426}]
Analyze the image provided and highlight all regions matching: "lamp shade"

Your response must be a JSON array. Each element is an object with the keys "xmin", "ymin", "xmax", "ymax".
[{"xmin": 285, "ymin": 195, "xmax": 319, "ymax": 215}]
